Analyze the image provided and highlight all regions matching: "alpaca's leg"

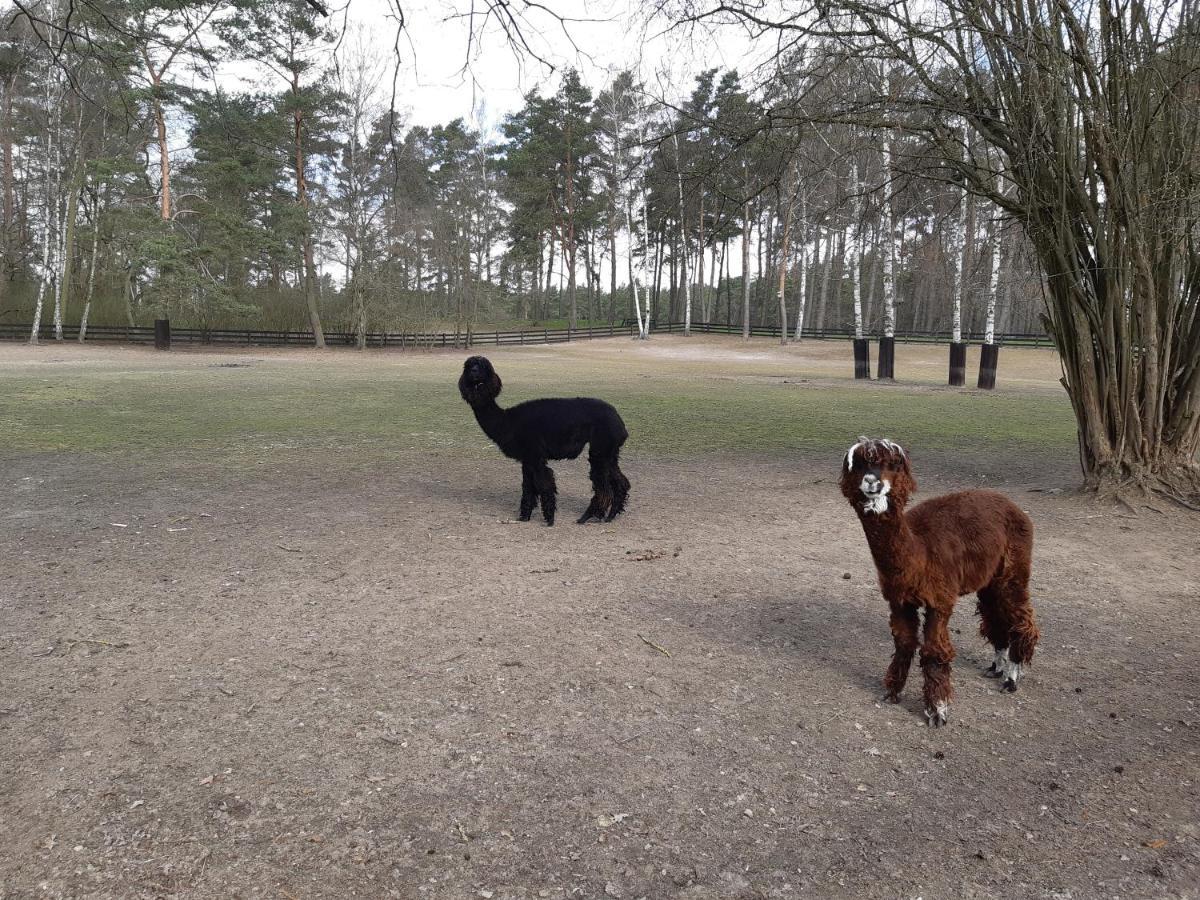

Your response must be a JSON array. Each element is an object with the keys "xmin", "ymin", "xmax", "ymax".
[
  {"xmin": 920, "ymin": 605, "xmax": 956, "ymax": 727},
  {"xmin": 533, "ymin": 463, "xmax": 557, "ymax": 526},
  {"xmin": 577, "ymin": 450, "xmax": 613, "ymax": 524},
  {"xmin": 996, "ymin": 581, "xmax": 1039, "ymax": 693},
  {"xmin": 604, "ymin": 458, "xmax": 631, "ymax": 522},
  {"xmin": 519, "ymin": 463, "xmax": 538, "ymax": 521},
  {"xmin": 883, "ymin": 602, "xmax": 920, "ymax": 702},
  {"xmin": 977, "ymin": 585, "xmax": 1012, "ymax": 678}
]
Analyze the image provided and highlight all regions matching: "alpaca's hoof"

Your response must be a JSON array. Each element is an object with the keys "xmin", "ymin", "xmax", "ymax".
[
  {"xmin": 882, "ymin": 691, "xmax": 902, "ymax": 704},
  {"xmin": 518, "ymin": 512, "xmax": 532, "ymax": 522},
  {"xmin": 924, "ymin": 703, "xmax": 950, "ymax": 727},
  {"xmin": 576, "ymin": 511, "xmax": 599, "ymax": 524},
  {"xmin": 544, "ymin": 517, "xmax": 555, "ymax": 527},
  {"xmin": 1001, "ymin": 676, "xmax": 1019, "ymax": 693}
]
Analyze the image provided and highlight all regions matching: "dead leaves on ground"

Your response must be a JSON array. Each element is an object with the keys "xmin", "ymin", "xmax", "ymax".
[{"xmin": 626, "ymin": 545, "xmax": 682, "ymax": 562}]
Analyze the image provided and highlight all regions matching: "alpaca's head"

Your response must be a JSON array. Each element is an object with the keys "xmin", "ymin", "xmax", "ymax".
[
  {"xmin": 459, "ymin": 356, "xmax": 502, "ymax": 405},
  {"xmin": 840, "ymin": 436, "xmax": 916, "ymax": 515}
]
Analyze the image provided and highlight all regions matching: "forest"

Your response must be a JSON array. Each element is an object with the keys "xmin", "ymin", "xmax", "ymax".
[{"xmin": 0, "ymin": 0, "xmax": 1048, "ymax": 347}]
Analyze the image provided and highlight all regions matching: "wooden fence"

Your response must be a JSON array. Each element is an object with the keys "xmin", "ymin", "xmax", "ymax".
[
  {"xmin": 0, "ymin": 320, "xmax": 1054, "ymax": 349},
  {"xmin": 0, "ymin": 322, "xmax": 630, "ymax": 348},
  {"xmin": 647, "ymin": 320, "xmax": 1055, "ymax": 347}
]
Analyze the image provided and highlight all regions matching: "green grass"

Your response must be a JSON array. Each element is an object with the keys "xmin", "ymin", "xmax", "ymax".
[{"xmin": 0, "ymin": 353, "xmax": 1075, "ymax": 464}]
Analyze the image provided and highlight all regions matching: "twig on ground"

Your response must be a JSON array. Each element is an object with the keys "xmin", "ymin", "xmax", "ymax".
[
  {"xmin": 638, "ymin": 634, "xmax": 671, "ymax": 658},
  {"xmin": 66, "ymin": 638, "xmax": 129, "ymax": 651}
]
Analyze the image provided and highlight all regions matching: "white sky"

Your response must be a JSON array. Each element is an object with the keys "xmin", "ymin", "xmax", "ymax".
[{"xmin": 342, "ymin": 0, "xmax": 760, "ymax": 131}]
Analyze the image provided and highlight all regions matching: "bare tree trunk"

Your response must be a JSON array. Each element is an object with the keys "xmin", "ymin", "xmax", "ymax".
[
  {"xmin": 794, "ymin": 190, "xmax": 809, "ymax": 341},
  {"xmin": 775, "ymin": 164, "xmax": 797, "ymax": 344},
  {"xmin": 0, "ymin": 72, "xmax": 15, "ymax": 294},
  {"xmin": 293, "ymin": 85, "xmax": 326, "ymax": 349},
  {"xmin": 641, "ymin": 192, "xmax": 653, "ymax": 337},
  {"xmin": 79, "ymin": 186, "xmax": 101, "ymax": 342},
  {"xmin": 608, "ymin": 208, "xmax": 618, "ymax": 324},
  {"xmin": 56, "ymin": 153, "xmax": 83, "ymax": 342},
  {"xmin": 697, "ymin": 192, "xmax": 707, "ymax": 322},
  {"xmin": 881, "ymin": 137, "xmax": 896, "ymax": 340},
  {"xmin": 951, "ymin": 180, "xmax": 971, "ymax": 344},
  {"xmin": 565, "ymin": 127, "xmax": 578, "ymax": 330},
  {"xmin": 741, "ymin": 199, "xmax": 751, "ymax": 339},
  {"xmin": 983, "ymin": 205, "xmax": 1003, "ymax": 345},
  {"xmin": 153, "ymin": 95, "xmax": 170, "ymax": 220},
  {"xmin": 850, "ymin": 161, "xmax": 864, "ymax": 340},
  {"xmin": 815, "ymin": 229, "xmax": 837, "ymax": 333},
  {"xmin": 672, "ymin": 133, "xmax": 691, "ymax": 335},
  {"xmin": 31, "ymin": 74, "xmax": 56, "ymax": 346}
]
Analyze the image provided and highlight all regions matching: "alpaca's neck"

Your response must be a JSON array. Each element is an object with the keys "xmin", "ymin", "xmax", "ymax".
[
  {"xmin": 470, "ymin": 399, "xmax": 515, "ymax": 454},
  {"xmin": 857, "ymin": 505, "xmax": 926, "ymax": 586}
]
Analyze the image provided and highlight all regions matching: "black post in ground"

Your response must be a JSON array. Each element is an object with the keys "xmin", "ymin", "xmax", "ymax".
[
  {"xmin": 948, "ymin": 341, "xmax": 967, "ymax": 386},
  {"xmin": 877, "ymin": 336, "xmax": 895, "ymax": 379},
  {"xmin": 853, "ymin": 338, "xmax": 871, "ymax": 379},
  {"xmin": 977, "ymin": 342, "xmax": 1000, "ymax": 389},
  {"xmin": 154, "ymin": 318, "xmax": 171, "ymax": 351}
]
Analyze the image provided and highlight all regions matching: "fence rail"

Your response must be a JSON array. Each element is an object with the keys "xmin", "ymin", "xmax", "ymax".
[
  {"xmin": 0, "ymin": 322, "xmax": 633, "ymax": 348},
  {"xmin": 0, "ymin": 320, "xmax": 1054, "ymax": 349},
  {"xmin": 644, "ymin": 320, "xmax": 1054, "ymax": 347}
]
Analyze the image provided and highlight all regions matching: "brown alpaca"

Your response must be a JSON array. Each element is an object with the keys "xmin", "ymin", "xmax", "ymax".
[{"xmin": 839, "ymin": 437, "xmax": 1040, "ymax": 726}]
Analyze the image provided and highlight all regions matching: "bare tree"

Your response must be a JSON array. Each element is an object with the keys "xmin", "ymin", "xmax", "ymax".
[{"xmin": 664, "ymin": 0, "xmax": 1200, "ymax": 501}]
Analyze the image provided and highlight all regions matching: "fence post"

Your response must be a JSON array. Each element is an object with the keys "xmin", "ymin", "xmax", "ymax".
[{"xmin": 153, "ymin": 318, "xmax": 171, "ymax": 351}]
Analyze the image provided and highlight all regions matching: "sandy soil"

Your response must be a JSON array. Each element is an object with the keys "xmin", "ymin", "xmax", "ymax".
[{"xmin": 1, "ymin": 340, "xmax": 1198, "ymax": 899}]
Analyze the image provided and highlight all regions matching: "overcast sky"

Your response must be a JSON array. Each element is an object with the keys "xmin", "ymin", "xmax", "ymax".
[{"xmin": 342, "ymin": 0, "xmax": 760, "ymax": 131}]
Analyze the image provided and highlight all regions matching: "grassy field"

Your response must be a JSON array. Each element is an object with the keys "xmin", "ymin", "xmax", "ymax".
[{"xmin": 0, "ymin": 335, "xmax": 1075, "ymax": 466}]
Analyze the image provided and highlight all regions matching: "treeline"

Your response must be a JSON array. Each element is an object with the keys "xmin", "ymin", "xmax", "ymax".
[{"xmin": 0, "ymin": 0, "xmax": 1047, "ymax": 346}]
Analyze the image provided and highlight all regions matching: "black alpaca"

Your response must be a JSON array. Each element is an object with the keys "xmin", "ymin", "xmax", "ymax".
[{"xmin": 458, "ymin": 356, "xmax": 631, "ymax": 526}]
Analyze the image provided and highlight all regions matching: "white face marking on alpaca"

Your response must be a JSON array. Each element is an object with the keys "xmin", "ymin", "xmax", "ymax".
[{"xmin": 859, "ymin": 474, "xmax": 891, "ymax": 514}]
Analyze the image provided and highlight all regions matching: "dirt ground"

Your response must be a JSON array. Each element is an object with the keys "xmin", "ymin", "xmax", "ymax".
[{"xmin": 1, "ymin": 338, "xmax": 1198, "ymax": 899}]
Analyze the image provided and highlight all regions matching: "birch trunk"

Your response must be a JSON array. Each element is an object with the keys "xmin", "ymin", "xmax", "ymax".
[
  {"xmin": 850, "ymin": 161, "xmax": 864, "ymax": 340},
  {"xmin": 951, "ymin": 183, "xmax": 970, "ymax": 344},
  {"xmin": 881, "ymin": 137, "xmax": 896, "ymax": 339},
  {"xmin": 51, "ymin": 110, "xmax": 67, "ymax": 341},
  {"xmin": 984, "ymin": 206, "xmax": 1002, "ymax": 345},
  {"xmin": 30, "ymin": 74, "xmax": 56, "ymax": 345}
]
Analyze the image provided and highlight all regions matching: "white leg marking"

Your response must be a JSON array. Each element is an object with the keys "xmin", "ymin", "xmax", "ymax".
[
  {"xmin": 925, "ymin": 702, "xmax": 950, "ymax": 727},
  {"xmin": 999, "ymin": 652, "xmax": 1023, "ymax": 692},
  {"xmin": 986, "ymin": 647, "xmax": 1009, "ymax": 677}
]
